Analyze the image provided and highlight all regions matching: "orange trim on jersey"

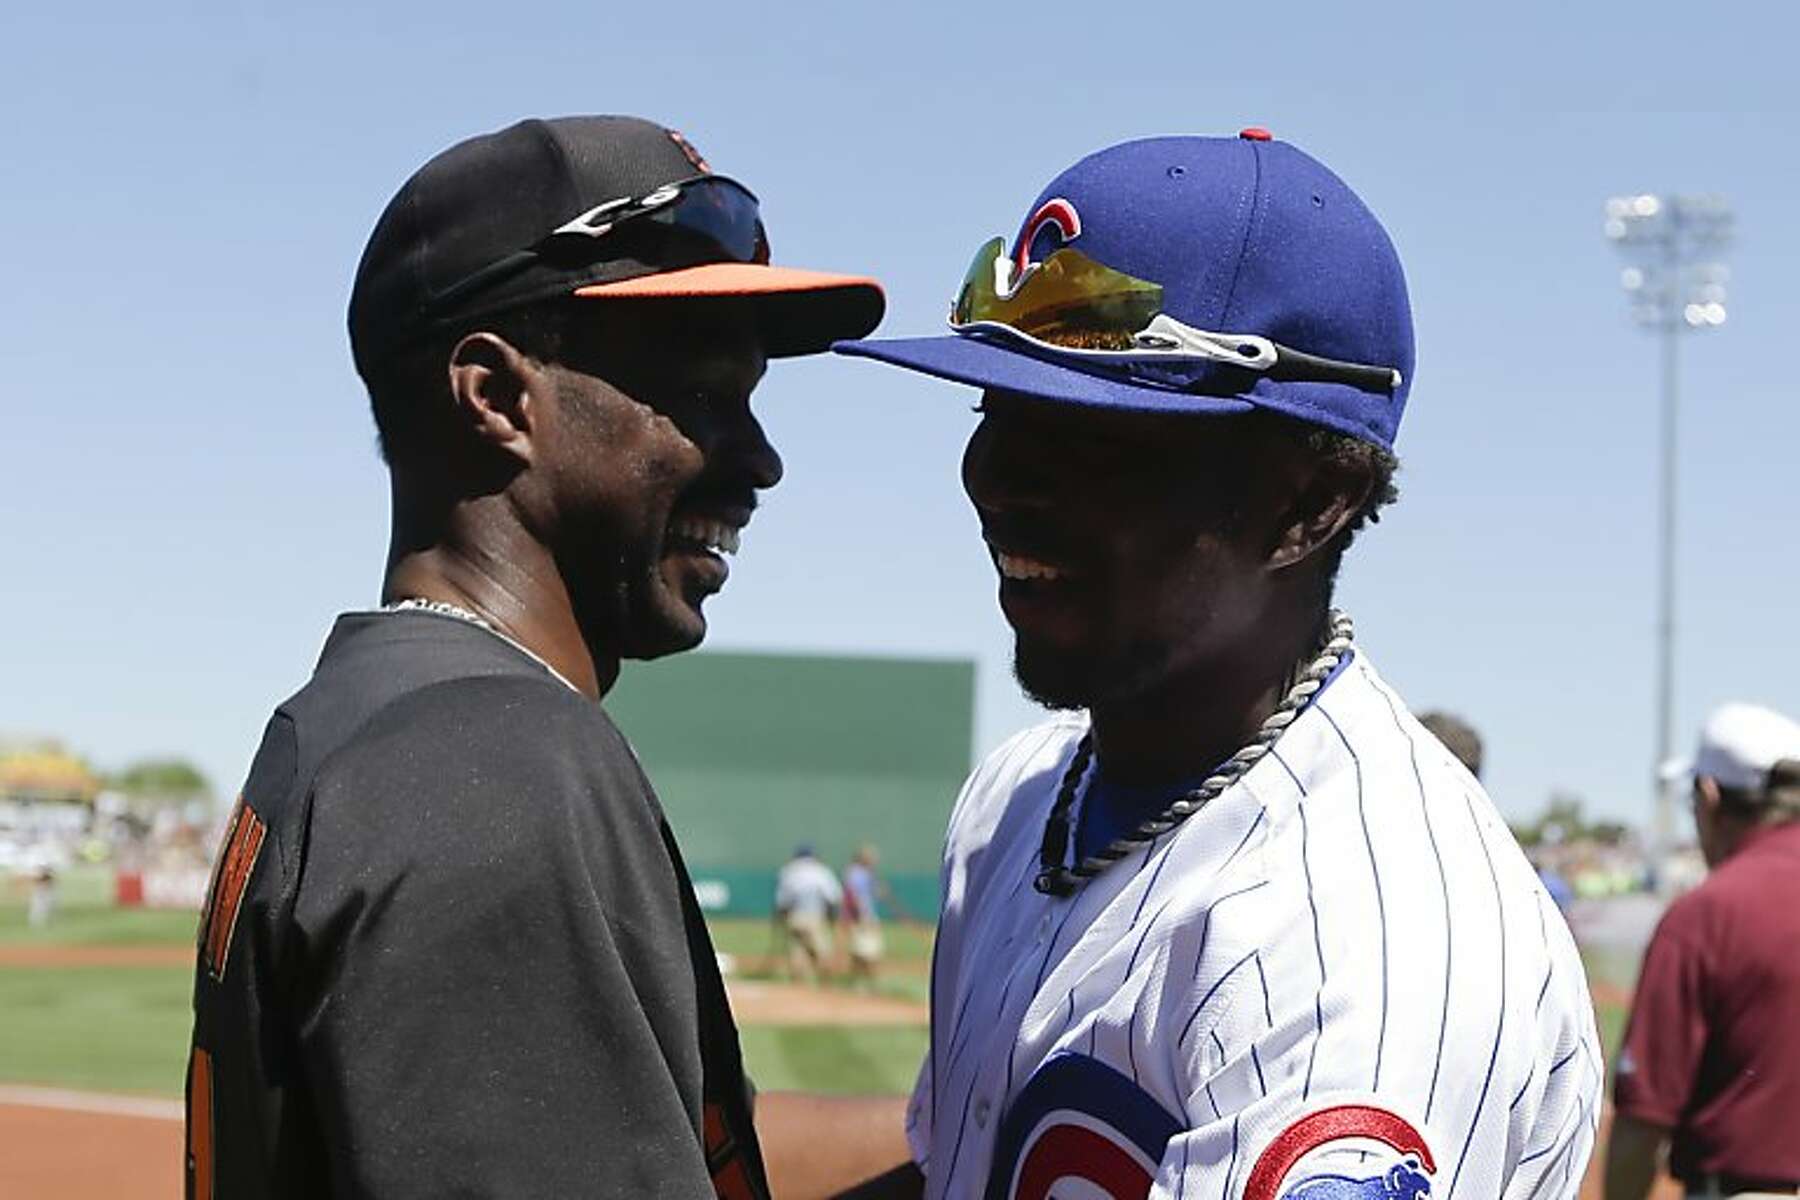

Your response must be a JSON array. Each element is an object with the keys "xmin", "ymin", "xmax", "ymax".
[
  {"xmin": 187, "ymin": 1047, "xmax": 214, "ymax": 1200},
  {"xmin": 195, "ymin": 800, "xmax": 239, "ymax": 950},
  {"xmin": 704, "ymin": 1101, "xmax": 762, "ymax": 1200},
  {"xmin": 712, "ymin": 1157, "xmax": 759, "ymax": 1200},
  {"xmin": 199, "ymin": 800, "xmax": 266, "ymax": 982}
]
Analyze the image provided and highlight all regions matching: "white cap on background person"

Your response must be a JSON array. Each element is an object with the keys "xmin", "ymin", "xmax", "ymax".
[{"xmin": 1666, "ymin": 703, "xmax": 1800, "ymax": 793}]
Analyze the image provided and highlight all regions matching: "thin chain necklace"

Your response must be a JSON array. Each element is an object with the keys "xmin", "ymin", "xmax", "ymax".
[
  {"xmin": 385, "ymin": 596, "xmax": 495, "ymax": 629},
  {"xmin": 381, "ymin": 597, "xmax": 580, "ymax": 694},
  {"xmin": 1034, "ymin": 609, "xmax": 1354, "ymax": 897}
]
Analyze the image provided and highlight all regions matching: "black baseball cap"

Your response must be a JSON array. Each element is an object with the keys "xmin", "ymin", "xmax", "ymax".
[{"xmin": 348, "ymin": 115, "xmax": 885, "ymax": 376}]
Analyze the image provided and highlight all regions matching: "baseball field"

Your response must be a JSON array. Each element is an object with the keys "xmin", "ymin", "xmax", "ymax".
[
  {"xmin": 0, "ymin": 875, "xmax": 1641, "ymax": 1199},
  {"xmin": 0, "ymin": 873, "xmax": 932, "ymax": 1198}
]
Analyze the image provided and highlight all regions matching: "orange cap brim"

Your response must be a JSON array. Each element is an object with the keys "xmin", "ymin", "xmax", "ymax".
[
  {"xmin": 572, "ymin": 263, "xmax": 885, "ymax": 357},
  {"xmin": 573, "ymin": 261, "xmax": 880, "ymax": 300}
]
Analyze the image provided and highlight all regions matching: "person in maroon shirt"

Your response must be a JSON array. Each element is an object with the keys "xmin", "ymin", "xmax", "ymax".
[{"xmin": 1606, "ymin": 703, "xmax": 1800, "ymax": 1200}]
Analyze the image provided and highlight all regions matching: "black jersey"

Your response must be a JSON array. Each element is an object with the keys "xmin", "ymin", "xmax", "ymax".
[{"xmin": 186, "ymin": 610, "xmax": 767, "ymax": 1199}]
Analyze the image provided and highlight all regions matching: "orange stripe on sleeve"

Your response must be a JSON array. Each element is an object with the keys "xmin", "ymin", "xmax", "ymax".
[
  {"xmin": 195, "ymin": 802, "xmax": 243, "ymax": 951},
  {"xmin": 200, "ymin": 801, "xmax": 267, "ymax": 982},
  {"xmin": 186, "ymin": 1047, "xmax": 213, "ymax": 1200}
]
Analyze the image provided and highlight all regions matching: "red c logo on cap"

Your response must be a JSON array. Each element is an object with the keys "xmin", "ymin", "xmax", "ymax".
[{"xmin": 1016, "ymin": 198, "xmax": 1083, "ymax": 273}]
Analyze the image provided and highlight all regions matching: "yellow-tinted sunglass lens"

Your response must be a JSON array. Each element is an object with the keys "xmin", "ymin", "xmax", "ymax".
[
  {"xmin": 952, "ymin": 238, "xmax": 1008, "ymax": 325},
  {"xmin": 1003, "ymin": 251, "xmax": 1162, "ymax": 350},
  {"xmin": 951, "ymin": 240, "xmax": 1164, "ymax": 352}
]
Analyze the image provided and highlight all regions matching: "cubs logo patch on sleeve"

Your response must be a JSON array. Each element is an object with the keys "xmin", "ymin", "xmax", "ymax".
[
  {"xmin": 1243, "ymin": 1105, "xmax": 1437, "ymax": 1200},
  {"xmin": 986, "ymin": 1052, "xmax": 1181, "ymax": 1200}
]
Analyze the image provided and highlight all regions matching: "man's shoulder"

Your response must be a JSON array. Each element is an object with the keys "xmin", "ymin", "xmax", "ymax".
[
  {"xmin": 1654, "ymin": 834, "xmax": 1799, "ymax": 945},
  {"xmin": 1275, "ymin": 653, "xmax": 1490, "ymax": 833},
  {"xmin": 326, "ymin": 670, "xmax": 629, "ymax": 781},
  {"xmin": 1704, "ymin": 822, "xmax": 1800, "ymax": 895},
  {"xmin": 305, "ymin": 672, "xmax": 648, "ymax": 843},
  {"xmin": 949, "ymin": 714, "xmax": 1087, "ymax": 842},
  {"xmin": 275, "ymin": 612, "xmax": 593, "ymax": 754},
  {"xmin": 965, "ymin": 714, "xmax": 1087, "ymax": 800},
  {"xmin": 288, "ymin": 672, "xmax": 670, "ymax": 920}
]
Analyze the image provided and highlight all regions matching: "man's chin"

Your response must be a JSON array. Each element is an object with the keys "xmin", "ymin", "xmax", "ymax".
[
  {"xmin": 1013, "ymin": 637, "xmax": 1169, "ymax": 712},
  {"xmin": 608, "ymin": 582, "xmax": 711, "ymax": 661},
  {"xmin": 621, "ymin": 610, "xmax": 707, "ymax": 660},
  {"xmin": 1013, "ymin": 644, "xmax": 1095, "ymax": 712}
]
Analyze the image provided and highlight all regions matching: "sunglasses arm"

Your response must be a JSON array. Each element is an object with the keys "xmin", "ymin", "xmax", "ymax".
[
  {"xmin": 1136, "ymin": 314, "xmax": 1402, "ymax": 391},
  {"xmin": 1131, "ymin": 314, "xmax": 1278, "ymax": 368}
]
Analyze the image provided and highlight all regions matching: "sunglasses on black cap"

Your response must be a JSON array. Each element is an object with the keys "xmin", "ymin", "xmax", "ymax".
[{"xmin": 426, "ymin": 174, "xmax": 770, "ymax": 318}]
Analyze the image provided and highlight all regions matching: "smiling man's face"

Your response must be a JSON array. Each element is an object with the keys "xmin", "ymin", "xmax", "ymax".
[
  {"xmin": 542, "ymin": 301, "xmax": 781, "ymax": 660},
  {"xmin": 961, "ymin": 390, "xmax": 1282, "ymax": 710}
]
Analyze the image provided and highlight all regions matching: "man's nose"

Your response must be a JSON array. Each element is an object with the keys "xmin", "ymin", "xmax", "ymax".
[
  {"xmin": 962, "ymin": 417, "xmax": 1050, "ymax": 514},
  {"xmin": 729, "ymin": 410, "xmax": 783, "ymax": 490}
]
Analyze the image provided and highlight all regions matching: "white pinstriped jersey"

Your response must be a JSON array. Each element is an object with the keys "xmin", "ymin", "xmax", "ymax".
[{"xmin": 909, "ymin": 652, "xmax": 1602, "ymax": 1200}]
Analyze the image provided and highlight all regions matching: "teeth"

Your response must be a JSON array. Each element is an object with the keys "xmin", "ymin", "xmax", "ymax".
[
  {"xmin": 669, "ymin": 517, "xmax": 742, "ymax": 556},
  {"xmin": 996, "ymin": 552, "xmax": 1065, "ymax": 581}
]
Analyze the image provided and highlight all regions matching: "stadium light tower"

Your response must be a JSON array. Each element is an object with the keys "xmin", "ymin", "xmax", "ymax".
[{"xmin": 1604, "ymin": 192, "xmax": 1733, "ymax": 880}]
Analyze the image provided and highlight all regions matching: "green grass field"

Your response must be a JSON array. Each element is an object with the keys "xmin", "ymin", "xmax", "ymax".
[
  {"xmin": 0, "ymin": 890, "xmax": 1636, "ymax": 1101},
  {"xmin": 738, "ymin": 1026, "xmax": 928, "ymax": 1094},
  {"xmin": 0, "ymin": 900, "xmax": 199, "ymax": 946},
  {"xmin": 0, "ymin": 899, "xmax": 930, "ymax": 1098},
  {"xmin": 0, "ymin": 964, "xmax": 193, "ymax": 1095}
]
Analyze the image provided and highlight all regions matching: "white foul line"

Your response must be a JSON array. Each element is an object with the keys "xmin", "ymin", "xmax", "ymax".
[{"xmin": 0, "ymin": 1084, "xmax": 182, "ymax": 1121}]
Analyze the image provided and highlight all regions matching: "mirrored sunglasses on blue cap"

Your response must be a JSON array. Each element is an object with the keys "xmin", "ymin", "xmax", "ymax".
[
  {"xmin": 428, "ymin": 174, "xmax": 771, "ymax": 316},
  {"xmin": 949, "ymin": 236, "xmax": 1403, "ymax": 394}
]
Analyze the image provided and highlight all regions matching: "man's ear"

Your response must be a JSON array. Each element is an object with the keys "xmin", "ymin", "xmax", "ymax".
[
  {"xmin": 1265, "ymin": 455, "xmax": 1376, "ymax": 573},
  {"xmin": 446, "ymin": 332, "xmax": 542, "ymax": 466},
  {"xmin": 1694, "ymin": 776, "xmax": 1723, "ymax": 818}
]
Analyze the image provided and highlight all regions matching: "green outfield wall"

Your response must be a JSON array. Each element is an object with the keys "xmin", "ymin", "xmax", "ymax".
[{"xmin": 605, "ymin": 651, "xmax": 975, "ymax": 918}]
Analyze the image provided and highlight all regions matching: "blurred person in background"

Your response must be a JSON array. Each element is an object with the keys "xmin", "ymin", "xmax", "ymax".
[
  {"xmin": 1418, "ymin": 709, "xmax": 1484, "ymax": 778},
  {"xmin": 1606, "ymin": 703, "xmax": 1800, "ymax": 1200},
  {"xmin": 840, "ymin": 843, "xmax": 888, "ymax": 988},
  {"xmin": 26, "ymin": 859, "xmax": 56, "ymax": 928},
  {"xmin": 775, "ymin": 843, "xmax": 841, "ymax": 984}
]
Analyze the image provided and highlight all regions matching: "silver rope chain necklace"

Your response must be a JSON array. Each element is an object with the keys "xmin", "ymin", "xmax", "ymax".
[{"xmin": 1034, "ymin": 608, "xmax": 1355, "ymax": 897}]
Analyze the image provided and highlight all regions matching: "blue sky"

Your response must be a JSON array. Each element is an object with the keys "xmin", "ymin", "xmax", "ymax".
[{"xmin": 3, "ymin": 0, "xmax": 1795, "ymax": 828}]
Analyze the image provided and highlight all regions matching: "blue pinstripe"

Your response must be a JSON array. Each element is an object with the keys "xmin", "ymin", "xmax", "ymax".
[
  {"xmin": 1221, "ymin": 1114, "xmax": 1239, "ymax": 1200},
  {"xmin": 1129, "ymin": 834, "xmax": 1168, "ymax": 926},
  {"xmin": 1320, "ymin": 703, "xmax": 1390, "ymax": 1090},
  {"xmin": 1373, "ymin": 683, "xmax": 1454, "ymax": 1121},
  {"xmin": 1178, "ymin": 947, "xmax": 1258, "ymax": 1048},
  {"xmin": 1448, "ymin": 796, "xmax": 1509, "ymax": 1199},
  {"xmin": 1254, "ymin": 952, "xmax": 1273, "ymax": 1027},
  {"xmin": 940, "ymin": 1066, "xmax": 984, "ymax": 1188},
  {"xmin": 1297, "ymin": 800, "xmax": 1327, "ymax": 1101}
]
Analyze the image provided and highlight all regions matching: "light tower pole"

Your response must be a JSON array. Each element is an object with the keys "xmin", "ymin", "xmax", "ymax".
[{"xmin": 1604, "ymin": 193, "xmax": 1732, "ymax": 880}]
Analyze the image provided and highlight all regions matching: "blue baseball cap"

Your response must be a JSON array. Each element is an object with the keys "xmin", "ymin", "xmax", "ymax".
[{"xmin": 833, "ymin": 130, "xmax": 1414, "ymax": 450}]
